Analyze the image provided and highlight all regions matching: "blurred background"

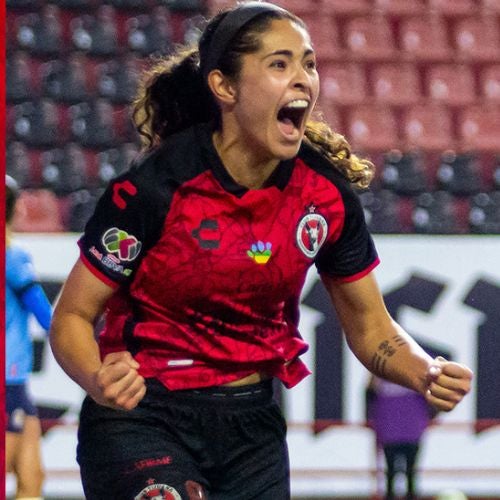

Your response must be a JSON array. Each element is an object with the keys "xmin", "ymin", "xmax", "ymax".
[{"xmin": 5, "ymin": 0, "xmax": 500, "ymax": 498}]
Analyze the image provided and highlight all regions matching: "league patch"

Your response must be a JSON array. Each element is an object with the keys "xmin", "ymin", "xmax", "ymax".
[
  {"xmin": 296, "ymin": 205, "xmax": 328, "ymax": 258},
  {"xmin": 102, "ymin": 227, "xmax": 142, "ymax": 261},
  {"xmin": 134, "ymin": 483, "xmax": 181, "ymax": 500}
]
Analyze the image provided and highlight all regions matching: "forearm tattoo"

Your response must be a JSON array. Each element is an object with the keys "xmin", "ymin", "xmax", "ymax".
[{"xmin": 371, "ymin": 335, "xmax": 408, "ymax": 377}]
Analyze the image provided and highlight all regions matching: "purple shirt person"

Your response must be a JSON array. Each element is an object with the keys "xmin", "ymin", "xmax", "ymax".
[{"xmin": 367, "ymin": 376, "xmax": 436, "ymax": 500}]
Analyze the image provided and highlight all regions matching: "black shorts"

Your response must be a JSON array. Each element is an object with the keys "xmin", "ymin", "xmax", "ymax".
[
  {"xmin": 6, "ymin": 383, "xmax": 38, "ymax": 433},
  {"xmin": 77, "ymin": 379, "xmax": 290, "ymax": 500}
]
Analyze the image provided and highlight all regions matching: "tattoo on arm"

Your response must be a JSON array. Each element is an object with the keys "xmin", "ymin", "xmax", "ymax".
[{"xmin": 371, "ymin": 337, "xmax": 406, "ymax": 377}]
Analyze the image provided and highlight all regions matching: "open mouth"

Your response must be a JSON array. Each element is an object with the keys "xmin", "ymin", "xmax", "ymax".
[{"xmin": 277, "ymin": 99, "xmax": 309, "ymax": 138}]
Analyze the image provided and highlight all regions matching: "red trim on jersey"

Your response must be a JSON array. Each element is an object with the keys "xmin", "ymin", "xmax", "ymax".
[
  {"xmin": 331, "ymin": 257, "xmax": 380, "ymax": 283},
  {"xmin": 78, "ymin": 246, "xmax": 120, "ymax": 289}
]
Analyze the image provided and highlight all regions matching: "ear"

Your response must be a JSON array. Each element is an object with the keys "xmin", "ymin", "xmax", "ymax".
[{"xmin": 207, "ymin": 69, "xmax": 237, "ymax": 106}]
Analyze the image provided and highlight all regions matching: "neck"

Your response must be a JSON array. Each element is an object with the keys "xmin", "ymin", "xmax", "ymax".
[{"xmin": 212, "ymin": 130, "xmax": 280, "ymax": 190}]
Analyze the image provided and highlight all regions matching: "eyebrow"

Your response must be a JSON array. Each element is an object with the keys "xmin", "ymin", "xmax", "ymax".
[{"xmin": 265, "ymin": 48, "xmax": 315, "ymax": 59}]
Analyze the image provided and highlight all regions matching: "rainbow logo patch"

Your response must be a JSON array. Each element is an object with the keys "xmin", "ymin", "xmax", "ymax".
[{"xmin": 247, "ymin": 241, "xmax": 272, "ymax": 264}]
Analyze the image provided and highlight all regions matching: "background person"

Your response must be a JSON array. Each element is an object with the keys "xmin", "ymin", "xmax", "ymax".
[
  {"xmin": 49, "ymin": 3, "xmax": 473, "ymax": 499},
  {"xmin": 367, "ymin": 374, "xmax": 438, "ymax": 500},
  {"xmin": 5, "ymin": 175, "xmax": 53, "ymax": 500}
]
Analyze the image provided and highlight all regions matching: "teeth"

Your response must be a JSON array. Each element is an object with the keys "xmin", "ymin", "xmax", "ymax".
[{"xmin": 284, "ymin": 99, "xmax": 309, "ymax": 109}]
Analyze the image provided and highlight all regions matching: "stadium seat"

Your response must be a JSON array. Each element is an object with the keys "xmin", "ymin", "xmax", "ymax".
[
  {"xmin": 380, "ymin": 149, "xmax": 428, "ymax": 195},
  {"xmin": 301, "ymin": 14, "xmax": 344, "ymax": 61},
  {"xmin": 320, "ymin": 0, "xmax": 371, "ymax": 15},
  {"xmin": 427, "ymin": 0, "xmax": 478, "ymax": 16},
  {"xmin": 468, "ymin": 191, "xmax": 500, "ymax": 234},
  {"xmin": 6, "ymin": 141, "xmax": 36, "ymax": 188},
  {"xmin": 359, "ymin": 189, "xmax": 412, "ymax": 234},
  {"xmin": 371, "ymin": 63, "xmax": 421, "ymax": 106},
  {"xmin": 344, "ymin": 15, "xmax": 397, "ymax": 61},
  {"xmin": 40, "ymin": 143, "xmax": 89, "ymax": 195},
  {"xmin": 425, "ymin": 64, "xmax": 476, "ymax": 106},
  {"xmin": 267, "ymin": 0, "xmax": 320, "ymax": 15},
  {"xmin": 39, "ymin": 54, "xmax": 90, "ymax": 104},
  {"xmin": 458, "ymin": 105, "xmax": 500, "ymax": 152},
  {"xmin": 320, "ymin": 62, "xmax": 368, "ymax": 106},
  {"xmin": 402, "ymin": 103, "xmax": 455, "ymax": 152},
  {"xmin": 435, "ymin": 150, "xmax": 484, "ymax": 195},
  {"xmin": 411, "ymin": 191, "xmax": 466, "ymax": 234},
  {"xmin": 480, "ymin": 64, "xmax": 500, "ymax": 102},
  {"xmin": 373, "ymin": 0, "xmax": 426, "ymax": 16},
  {"xmin": 481, "ymin": 0, "xmax": 500, "ymax": 13},
  {"xmin": 6, "ymin": 52, "xmax": 36, "ymax": 104},
  {"xmin": 399, "ymin": 14, "xmax": 453, "ymax": 61},
  {"xmin": 452, "ymin": 16, "xmax": 500, "ymax": 62},
  {"xmin": 345, "ymin": 104, "xmax": 400, "ymax": 152},
  {"xmin": 14, "ymin": 4, "xmax": 63, "ymax": 56},
  {"xmin": 65, "ymin": 189, "xmax": 101, "ymax": 233}
]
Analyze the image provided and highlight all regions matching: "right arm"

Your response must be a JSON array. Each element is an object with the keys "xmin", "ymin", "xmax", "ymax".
[{"xmin": 49, "ymin": 259, "xmax": 146, "ymax": 410}]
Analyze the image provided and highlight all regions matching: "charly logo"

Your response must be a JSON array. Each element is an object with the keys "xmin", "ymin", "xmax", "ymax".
[
  {"xmin": 134, "ymin": 483, "xmax": 181, "ymax": 500},
  {"xmin": 247, "ymin": 241, "xmax": 272, "ymax": 264},
  {"xmin": 296, "ymin": 204, "xmax": 328, "ymax": 258},
  {"xmin": 102, "ymin": 227, "xmax": 142, "ymax": 261}
]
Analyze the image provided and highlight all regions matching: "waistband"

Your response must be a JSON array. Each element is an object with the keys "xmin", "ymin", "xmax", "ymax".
[{"xmin": 144, "ymin": 378, "xmax": 275, "ymax": 408}]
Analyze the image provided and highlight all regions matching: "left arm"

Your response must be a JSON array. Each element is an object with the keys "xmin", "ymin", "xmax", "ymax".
[{"xmin": 322, "ymin": 271, "xmax": 473, "ymax": 412}]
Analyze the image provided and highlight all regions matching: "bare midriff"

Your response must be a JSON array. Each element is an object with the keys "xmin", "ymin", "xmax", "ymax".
[{"xmin": 223, "ymin": 371, "xmax": 271, "ymax": 387}]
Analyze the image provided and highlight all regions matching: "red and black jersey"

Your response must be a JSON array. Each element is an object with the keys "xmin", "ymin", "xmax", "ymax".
[{"xmin": 79, "ymin": 122, "xmax": 379, "ymax": 390}]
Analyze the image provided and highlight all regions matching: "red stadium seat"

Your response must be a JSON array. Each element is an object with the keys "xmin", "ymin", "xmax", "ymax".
[
  {"xmin": 371, "ymin": 63, "xmax": 422, "ymax": 106},
  {"xmin": 345, "ymin": 104, "xmax": 400, "ymax": 152},
  {"xmin": 269, "ymin": 0, "xmax": 320, "ymax": 15},
  {"xmin": 320, "ymin": 62, "xmax": 368, "ymax": 105},
  {"xmin": 314, "ymin": 102, "xmax": 344, "ymax": 134},
  {"xmin": 427, "ymin": 0, "xmax": 478, "ymax": 16},
  {"xmin": 402, "ymin": 104, "xmax": 455, "ymax": 151},
  {"xmin": 320, "ymin": 0, "xmax": 371, "ymax": 15},
  {"xmin": 400, "ymin": 14, "xmax": 453, "ymax": 61},
  {"xmin": 481, "ymin": 0, "xmax": 500, "ymax": 14},
  {"xmin": 452, "ymin": 16, "xmax": 500, "ymax": 62},
  {"xmin": 458, "ymin": 105, "xmax": 500, "ymax": 152},
  {"xmin": 425, "ymin": 64, "xmax": 476, "ymax": 106},
  {"xmin": 301, "ymin": 14, "xmax": 344, "ymax": 61},
  {"xmin": 480, "ymin": 65, "xmax": 500, "ymax": 102},
  {"xmin": 344, "ymin": 15, "xmax": 397, "ymax": 61},
  {"xmin": 373, "ymin": 0, "xmax": 426, "ymax": 16}
]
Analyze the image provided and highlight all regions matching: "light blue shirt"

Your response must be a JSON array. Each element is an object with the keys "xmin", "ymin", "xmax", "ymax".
[{"xmin": 6, "ymin": 244, "xmax": 52, "ymax": 384}]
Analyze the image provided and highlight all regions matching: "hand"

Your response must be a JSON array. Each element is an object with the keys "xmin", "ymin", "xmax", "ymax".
[
  {"xmin": 426, "ymin": 356, "xmax": 473, "ymax": 412},
  {"xmin": 90, "ymin": 351, "xmax": 146, "ymax": 411}
]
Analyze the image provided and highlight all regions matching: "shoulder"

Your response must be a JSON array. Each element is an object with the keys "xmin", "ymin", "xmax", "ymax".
[
  {"xmin": 297, "ymin": 141, "xmax": 362, "ymax": 204},
  {"xmin": 6, "ymin": 244, "xmax": 32, "ymax": 265},
  {"xmin": 128, "ymin": 124, "xmax": 209, "ymax": 187}
]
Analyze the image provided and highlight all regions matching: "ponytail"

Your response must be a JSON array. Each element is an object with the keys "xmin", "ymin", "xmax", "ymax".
[
  {"xmin": 304, "ymin": 117, "xmax": 375, "ymax": 189},
  {"xmin": 132, "ymin": 47, "xmax": 216, "ymax": 150}
]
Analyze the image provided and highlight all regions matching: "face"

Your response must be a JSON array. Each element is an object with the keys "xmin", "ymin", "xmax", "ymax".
[{"xmin": 229, "ymin": 18, "xmax": 320, "ymax": 161}]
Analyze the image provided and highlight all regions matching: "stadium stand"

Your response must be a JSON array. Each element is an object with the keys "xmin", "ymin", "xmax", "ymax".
[{"xmin": 6, "ymin": 0, "xmax": 500, "ymax": 235}]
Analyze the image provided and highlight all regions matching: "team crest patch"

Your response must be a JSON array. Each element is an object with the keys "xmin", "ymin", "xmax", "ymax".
[
  {"xmin": 134, "ymin": 483, "xmax": 181, "ymax": 500},
  {"xmin": 296, "ymin": 204, "xmax": 328, "ymax": 258}
]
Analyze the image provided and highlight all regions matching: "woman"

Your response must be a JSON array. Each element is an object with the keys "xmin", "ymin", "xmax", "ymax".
[
  {"xmin": 6, "ymin": 175, "xmax": 53, "ymax": 500},
  {"xmin": 50, "ymin": 3, "xmax": 472, "ymax": 499}
]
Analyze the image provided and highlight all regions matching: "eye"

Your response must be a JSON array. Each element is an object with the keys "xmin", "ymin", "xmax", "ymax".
[
  {"xmin": 305, "ymin": 59, "xmax": 317, "ymax": 70},
  {"xmin": 270, "ymin": 59, "xmax": 287, "ymax": 69}
]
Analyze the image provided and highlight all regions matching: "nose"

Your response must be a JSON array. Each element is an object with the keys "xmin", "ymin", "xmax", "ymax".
[{"xmin": 291, "ymin": 63, "xmax": 312, "ymax": 92}]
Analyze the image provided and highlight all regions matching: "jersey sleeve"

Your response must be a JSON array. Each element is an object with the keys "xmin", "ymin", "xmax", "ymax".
[
  {"xmin": 315, "ymin": 185, "xmax": 379, "ymax": 282},
  {"xmin": 78, "ymin": 167, "xmax": 166, "ymax": 287}
]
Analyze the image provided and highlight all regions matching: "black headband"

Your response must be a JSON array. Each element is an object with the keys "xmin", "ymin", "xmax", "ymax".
[{"xmin": 200, "ymin": 1, "xmax": 289, "ymax": 80}]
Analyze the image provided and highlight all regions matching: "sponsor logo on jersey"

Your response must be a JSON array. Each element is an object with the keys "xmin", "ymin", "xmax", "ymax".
[
  {"xmin": 102, "ymin": 227, "xmax": 142, "ymax": 261},
  {"xmin": 247, "ymin": 241, "xmax": 272, "ymax": 264},
  {"xmin": 134, "ymin": 483, "xmax": 181, "ymax": 500},
  {"xmin": 192, "ymin": 219, "xmax": 220, "ymax": 249},
  {"xmin": 296, "ymin": 204, "xmax": 328, "ymax": 258}
]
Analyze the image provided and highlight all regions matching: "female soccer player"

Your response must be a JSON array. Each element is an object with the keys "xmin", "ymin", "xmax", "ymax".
[{"xmin": 50, "ymin": 3, "xmax": 473, "ymax": 499}]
